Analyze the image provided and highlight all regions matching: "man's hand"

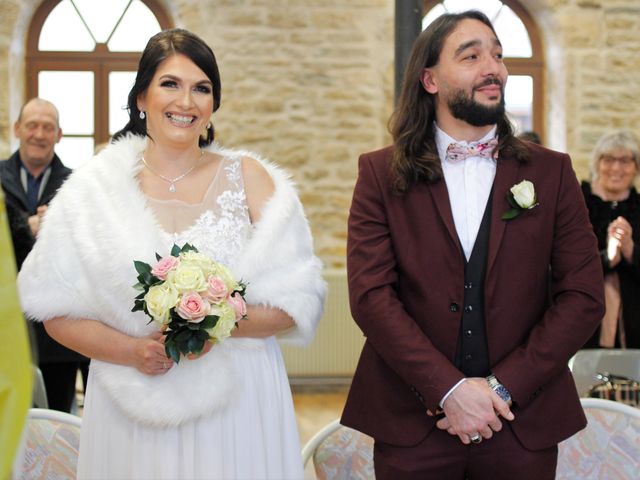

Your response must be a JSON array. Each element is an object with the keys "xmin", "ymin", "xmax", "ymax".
[
  {"xmin": 27, "ymin": 205, "xmax": 48, "ymax": 237},
  {"xmin": 27, "ymin": 214, "xmax": 40, "ymax": 237},
  {"xmin": 437, "ymin": 377, "xmax": 514, "ymax": 444}
]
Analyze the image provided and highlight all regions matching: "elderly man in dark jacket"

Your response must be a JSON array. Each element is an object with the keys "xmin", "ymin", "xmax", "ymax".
[{"xmin": 0, "ymin": 97, "xmax": 88, "ymax": 412}]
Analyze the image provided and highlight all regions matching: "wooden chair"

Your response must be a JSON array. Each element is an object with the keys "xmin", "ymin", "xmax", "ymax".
[{"xmin": 31, "ymin": 366, "xmax": 48, "ymax": 409}]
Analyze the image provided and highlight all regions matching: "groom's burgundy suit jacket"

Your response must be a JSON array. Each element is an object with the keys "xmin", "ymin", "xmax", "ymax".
[{"xmin": 341, "ymin": 142, "xmax": 604, "ymax": 451}]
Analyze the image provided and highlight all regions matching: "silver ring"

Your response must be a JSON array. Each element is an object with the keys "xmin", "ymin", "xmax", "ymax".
[{"xmin": 470, "ymin": 434, "xmax": 482, "ymax": 444}]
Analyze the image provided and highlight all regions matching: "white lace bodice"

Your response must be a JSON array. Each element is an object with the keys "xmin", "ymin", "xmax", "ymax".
[{"xmin": 146, "ymin": 155, "xmax": 252, "ymax": 267}]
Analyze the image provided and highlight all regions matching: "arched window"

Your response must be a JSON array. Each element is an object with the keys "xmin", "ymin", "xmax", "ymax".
[
  {"xmin": 423, "ymin": 0, "xmax": 544, "ymax": 141},
  {"xmin": 26, "ymin": 0, "xmax": 173, "ymax": 168}
]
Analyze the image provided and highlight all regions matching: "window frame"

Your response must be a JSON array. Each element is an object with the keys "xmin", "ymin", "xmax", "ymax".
[
  {"xmin": 423, "ymin": 0, "xmax": 545, "ymax": 141},
  {"xmin": 26, "ymin": 0, "xmax": 173, "ymax": 146}
]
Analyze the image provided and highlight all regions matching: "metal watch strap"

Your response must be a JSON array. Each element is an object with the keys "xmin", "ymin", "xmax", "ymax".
[{"xmin": 487, "ymin": 374, "xmax": 512, "ymax": 406}]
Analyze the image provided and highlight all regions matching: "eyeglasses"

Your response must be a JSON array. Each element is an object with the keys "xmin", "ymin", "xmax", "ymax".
[{"xmin": 600, "ymin": 155, "xmax": 636, "ymax": 167}]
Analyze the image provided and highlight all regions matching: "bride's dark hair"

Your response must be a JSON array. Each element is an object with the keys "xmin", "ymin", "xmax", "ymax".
[{"xmin": 112, "ymin": 28, "xmax": 221, "ymax": 147}]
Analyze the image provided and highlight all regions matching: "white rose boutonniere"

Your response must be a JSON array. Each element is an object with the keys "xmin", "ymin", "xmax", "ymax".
[{"xmin": 502, "ymin": 180, "xmax": 539, "ymax": 220}]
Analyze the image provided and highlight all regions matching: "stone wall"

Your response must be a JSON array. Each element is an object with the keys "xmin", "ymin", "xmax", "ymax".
[
  {"xmin": 1, "ymin": 0, "xmax": 640, "ymax": 267},
  {"xmin": 175, "ymin": 0, "xmax": 395, "ymax": 268},
  {"xmin": 530, "ymin": 0, "xmax": 640, "ymax": 180}
]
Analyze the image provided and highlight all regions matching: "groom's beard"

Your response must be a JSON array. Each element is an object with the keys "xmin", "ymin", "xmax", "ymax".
[{"xmin": 447, "ymin": 79, "xmax": 506, "ymax": 127}]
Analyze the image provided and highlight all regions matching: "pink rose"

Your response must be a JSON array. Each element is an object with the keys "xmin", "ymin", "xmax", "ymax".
[
  {"xmin": 176, "ymin": 292, "xmax": 209, "ymax": 323},
  {"xmin": 151, "ymin": 256, "xmax": 180, "ymax": 280},
  {"xmin": 227, "ymin": 292, "xmax": 247, "ymax": 321},
  {"xmin": 204, "ymin": 276, "xmax": 228, "ymax": 304}
]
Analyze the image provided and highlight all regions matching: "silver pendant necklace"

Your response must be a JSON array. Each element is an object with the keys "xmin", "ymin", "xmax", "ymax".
[{"xmin": 141, "ymin": 150, "xmax": 204, "ymax": 192}]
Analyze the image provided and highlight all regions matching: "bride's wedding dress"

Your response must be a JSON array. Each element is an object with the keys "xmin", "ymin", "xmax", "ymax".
[{"xmin": 78, "ymin": 155, "xmax": 304, "ymax": 479}]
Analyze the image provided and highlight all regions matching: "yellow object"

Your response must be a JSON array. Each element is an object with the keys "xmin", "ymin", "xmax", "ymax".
[{"xmin": 0, "ymin": 190, "xmax": 32, "ymax": 479}]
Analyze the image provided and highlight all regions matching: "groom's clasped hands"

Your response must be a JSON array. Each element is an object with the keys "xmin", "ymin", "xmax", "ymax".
[{"xmin": 427, "ymin": 378, "xmax": 515, "ymax": 445}]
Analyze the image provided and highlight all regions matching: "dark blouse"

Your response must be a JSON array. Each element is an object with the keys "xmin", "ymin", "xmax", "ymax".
[{"xmin": 581, "ymin": 181, "xmax": 640, "ymax": 348}]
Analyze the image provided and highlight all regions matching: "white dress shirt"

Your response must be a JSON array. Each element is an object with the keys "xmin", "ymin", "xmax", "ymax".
[
  {"xmin": 435, "ymin": 124, "xmax": 497, "ymax": 260},
  {"xmin": 434, "ymin": 123, "xmax": 497, "ymax": 407}
]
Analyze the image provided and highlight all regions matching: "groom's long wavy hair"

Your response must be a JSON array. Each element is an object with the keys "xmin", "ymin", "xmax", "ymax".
[{"xmin": 389, "ymin": 10, "xmax": 529, "ymax": 194}]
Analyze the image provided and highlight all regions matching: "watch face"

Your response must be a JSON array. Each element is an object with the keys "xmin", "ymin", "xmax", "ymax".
[{"xmin": 495, "ymin": 385, "xmax": 511, "ymax": 402}]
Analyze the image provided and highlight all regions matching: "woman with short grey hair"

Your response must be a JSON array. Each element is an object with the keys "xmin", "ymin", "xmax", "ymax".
[{"xmin": 582, "ymin": 129, "xmax": 640, "ymax": 348}]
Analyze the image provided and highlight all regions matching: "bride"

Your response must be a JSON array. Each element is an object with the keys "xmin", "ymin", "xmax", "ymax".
[{"xmin": 17, "ymin": 28, "xmax": 325, "ymax": 479}]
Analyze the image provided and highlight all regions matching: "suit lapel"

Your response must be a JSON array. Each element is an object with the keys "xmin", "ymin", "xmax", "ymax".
[
  {"xmin": 427, "ymin": 178, "xmax": 461, "ymax": 251},
  {"xmin": 487, "ymin": 154, "xmax": 520, "ymax": 274}
]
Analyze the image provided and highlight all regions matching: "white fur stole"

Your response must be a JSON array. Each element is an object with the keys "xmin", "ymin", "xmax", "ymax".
[{"xmin": 17, "ymin": 134, "xmax": 326, "ymax": 427}]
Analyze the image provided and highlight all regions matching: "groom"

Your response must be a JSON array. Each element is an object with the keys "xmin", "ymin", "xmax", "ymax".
[{"xmin": 342, "ymin": 10, "xmax": 604, "ymax": 479}]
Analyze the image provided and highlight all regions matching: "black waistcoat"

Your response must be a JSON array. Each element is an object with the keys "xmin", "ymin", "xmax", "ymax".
[{"xmin": 454, "ymin": 192, "xmax": 492, "ymax": 377}]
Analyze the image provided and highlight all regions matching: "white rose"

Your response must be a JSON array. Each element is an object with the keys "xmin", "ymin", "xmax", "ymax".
[
  {"xmin": 144, "ymin": 284, "xmax": 179, "ymax": 325},
  {"xmin": 510, "ymin": 180, "xmax": 536, "ymax": 209},
  {"xmin": 206, "ymin": 303, "xmax": 237, "ymax": 341},
  {"xmin": 169, "ymin": 264, "xmax": 207, "ymax": 293},
  {"xmin": 179, "ymin": 251, "xmax": 216, "ymax": 277},
  {"xmin": 214, "ymin": 263, "xmax": 240, "ymax": 291}
]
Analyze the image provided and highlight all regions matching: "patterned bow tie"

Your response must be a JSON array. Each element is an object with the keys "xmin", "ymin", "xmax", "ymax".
[{"xmin": 445, "ymin": 138, "xmax": 498, "ymax": 163}]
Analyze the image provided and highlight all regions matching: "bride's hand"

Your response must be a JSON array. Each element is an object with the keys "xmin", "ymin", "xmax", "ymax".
[
  {"xmin": 186, "ymin": 339, "xmax": 214, "ymax": 360},
  {"xmin": 132, "ymin": 331, "xmax": 174, "ymax": 375}
]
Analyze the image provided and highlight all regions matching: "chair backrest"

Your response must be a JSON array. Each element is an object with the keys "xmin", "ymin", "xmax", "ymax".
[
  {"xmin": 31, "ymin": 366, "xmax": 48, "ymax": 409},
  {"xmin": 556, "ymin": 398, "xmax": 640, "ymax": 480},
  {"xmin": 302, "ymin": 419, "xmax": 374, "ymax": 480},
  {"xmin": 18, "ymin": 408, "xmax": 82, "ymax": 480},
  {"xmin": 569, "ymin": 348, "xmax": 640, "ymax": 396}
]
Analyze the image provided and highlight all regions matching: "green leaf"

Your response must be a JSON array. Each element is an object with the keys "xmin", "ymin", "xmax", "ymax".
[
  {"xmin": 234, "ymin": 282, "xmax": 247, "ymax": 297},
  {"xmin": 131, "ymin": 300, "xmax": 145, "ymax": 312},
  {"xmin": 165, "ymin": 340, "xmax": 181, "ymax": 363},
  {"xmin": 143, "ymin": 271, "xmax": 158, "ymax": 285},
  {"xmin": 175, "ymin": 329, "xmax": 193, "ymax": 343},
  {"xmin": 501, "ymin": 209, "xmax": 520, "ymax": 220},
  {"xmin": 200, "ymin": 315, "xmax": 219, "ymax": 330},
  {"xmin": 171, "ymin": 244, "xmax": 181, "ymax": 257},
  {"xmin": 134, "ymin": 260, "xmax": 152, "ymax": 275},
  {"xmin": 181, "ymin": 243, "xmax": 198, "ymax": 253},
  {"xmin": 187, "ymin": 335, "xmax": 204, "ymax": 355},
  {"xmin": 176, "ymin": 337, "xmax": 191, "ymax": 356},
  {"xmin": 506, "ymin": 194, "xmax": 520, "ymax": 210},
  {"xmin": 155, "ymin": 252, "xmax": 162, "ymax": 261},
  {"xmin": 196, "ymin": 329, "xmax": 210, "ymax": 341}
]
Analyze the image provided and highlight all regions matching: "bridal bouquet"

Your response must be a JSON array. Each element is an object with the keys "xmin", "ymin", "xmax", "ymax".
[{"xmin": 132, "ymin": 243, "xmax": 247, "ymax": 363}]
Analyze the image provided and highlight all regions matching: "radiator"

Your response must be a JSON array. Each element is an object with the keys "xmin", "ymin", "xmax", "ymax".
[{"xmin": 280, "ymin": 269, "xmax": 364, "ymax": 378}]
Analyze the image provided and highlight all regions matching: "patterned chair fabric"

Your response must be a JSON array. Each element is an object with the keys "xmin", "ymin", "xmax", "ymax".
[
  {"xmin": 18, "ymin": 408, "xmax": 81, "ymax": 480},
  {"xmin": 302, "ymin": 419, "xmax": 374, "ymax": 480},
  {"xmin": 557, "ymin": 398, "xmax": 640, "ymax": 479}
]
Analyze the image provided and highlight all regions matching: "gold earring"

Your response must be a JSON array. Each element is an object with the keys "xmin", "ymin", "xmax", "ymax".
[{"xmin": 200, "ymin": 122, "xmax": 212, "ymax": 141}]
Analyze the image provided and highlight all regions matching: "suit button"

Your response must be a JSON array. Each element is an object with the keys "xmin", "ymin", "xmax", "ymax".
[
  {"xmin": 464, "ymin": 305, "xmax": 473, "ymax": 313},
  {"xmin": 465, "ymin": 329, "xmax": 473, "ymax": 337},
  {"xmin": 464, "ymin": 282, "xmax": 473, "ymax": 289},
  {"xmin": 465, "ymin": 354, "xmax": 473, "ymax": 361},
  {"xmin": 449, "ymin": 303, "xmax": 459, "ymax": 312}
]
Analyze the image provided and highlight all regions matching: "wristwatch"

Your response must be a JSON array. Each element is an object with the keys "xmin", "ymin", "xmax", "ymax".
[{"xmin": 486, "ymin": 374, "xmax": 512, "ymax": 406}]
